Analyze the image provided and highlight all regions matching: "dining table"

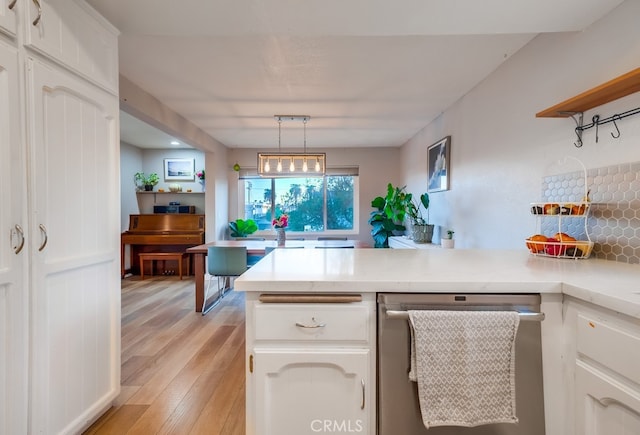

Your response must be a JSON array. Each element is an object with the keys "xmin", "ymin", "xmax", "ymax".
[{"xmin": 186, "ymin": 239, "xmax": 371, "ymax": 312}]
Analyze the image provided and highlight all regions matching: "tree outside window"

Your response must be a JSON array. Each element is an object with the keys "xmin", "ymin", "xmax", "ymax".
[{"xmin": 240, "ymin": 175, "xmax": 356, "ymax": 233}]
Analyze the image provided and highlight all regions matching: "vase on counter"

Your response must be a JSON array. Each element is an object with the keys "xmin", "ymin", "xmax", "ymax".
[
  {"xmin": 199, "ymin": 180, "xmax": 205, "ymax": 192},
  {"xmin": 276, "ymin": 228, "xmax": 286, "ymax": 246}
]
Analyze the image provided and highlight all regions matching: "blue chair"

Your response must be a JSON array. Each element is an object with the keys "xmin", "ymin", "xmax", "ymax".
[{"xmin": 203, "ymin": 246, "xmax": 248, "ymax": 315}]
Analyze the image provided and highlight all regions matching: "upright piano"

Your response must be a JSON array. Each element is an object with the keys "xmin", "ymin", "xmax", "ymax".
[{"xmin": 121, "ymin": 214, "xmax": 205, "ymax": 278}]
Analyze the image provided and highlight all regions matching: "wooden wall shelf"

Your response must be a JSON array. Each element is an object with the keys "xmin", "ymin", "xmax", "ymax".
[{"xmin": 536, "ymin": 68, "xmax": 640, "ymax": 118}]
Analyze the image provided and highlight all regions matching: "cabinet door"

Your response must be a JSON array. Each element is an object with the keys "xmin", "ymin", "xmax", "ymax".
[
  {"xmin": 23, "ymin": 0, "xmax": 118, "ymax": 93},
  {"xmin": 0, "ymin": 39, "xmax": 27, "ymax": 435},
  {"xmin": 26, "ymin": 57, "xmax": 120, "ymax": 434},
  {"xmin": 0, "ymin": 0, "xmax": 17, "ymax": 37},
  {"xmin": 575, "ymin": 361, "xmax": 640, "ymax": 435},
  {"xmin": 251, "ymin": 349, "xmax": 371, "ymax": 435}
]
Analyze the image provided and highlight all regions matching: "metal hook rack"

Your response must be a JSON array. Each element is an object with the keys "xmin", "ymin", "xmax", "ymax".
[{"xmin": 561, "ymin": 106, "xmax": 640, "ymax": 148}]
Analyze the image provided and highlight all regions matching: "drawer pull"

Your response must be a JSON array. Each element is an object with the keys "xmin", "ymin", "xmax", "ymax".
[
  {"xmin": 295, "ymin": 317, "xmax": 326, "ymax": 329},
  {"xmin": 13, "ymin": 224, "xmax": 25, "ymax": 254},
  {"xmin": 361, "ymin": 379, "xmax": 365, "ymax": 410},
  {"xmin": 8, "ymin": 0, "xmax": 17, "ymax": 10},
  {"xmin": 38, "ymin": 224, "xmax": 47, "ymax": 251}
]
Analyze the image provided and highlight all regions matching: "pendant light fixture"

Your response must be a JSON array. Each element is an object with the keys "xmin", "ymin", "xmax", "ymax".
[{"xmin": 258, "ymin": 115, "xmax": 326, "ymax": 177}]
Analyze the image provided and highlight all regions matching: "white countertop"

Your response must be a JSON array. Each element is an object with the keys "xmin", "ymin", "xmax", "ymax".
[{"xmin": 234, "ymin": 249, "xmax": 640, "ymax": 319}]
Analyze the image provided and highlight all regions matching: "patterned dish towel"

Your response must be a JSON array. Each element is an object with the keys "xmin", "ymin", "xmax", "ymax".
[{"xmin": 408, "ymin": 310, "xmax": 520, "ymax": 428}]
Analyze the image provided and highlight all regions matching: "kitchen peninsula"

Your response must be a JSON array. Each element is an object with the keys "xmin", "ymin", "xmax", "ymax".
[{"xmin": 235, "ymin": 248, "xmax": 640, "ymax": 435}]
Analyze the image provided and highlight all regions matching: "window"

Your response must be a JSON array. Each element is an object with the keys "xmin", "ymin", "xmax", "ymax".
[{"xmin": 239, "ymin": 173, "xmax": 358, "ymax": 234}]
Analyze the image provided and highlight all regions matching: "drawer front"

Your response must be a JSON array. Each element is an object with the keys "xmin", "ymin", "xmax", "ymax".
[
  {"xmin": 577, "ymin": 313, "xmax": 640, "ymax": 384},
  {"xmin": 254, "ymin": 303, "xmax": 370, "ymax": 342}
]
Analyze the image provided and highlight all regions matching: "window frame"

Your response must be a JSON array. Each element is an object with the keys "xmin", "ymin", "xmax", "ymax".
[{"xmin": 238, "ymin": 173, "xmax": 359, "ymax": 237}]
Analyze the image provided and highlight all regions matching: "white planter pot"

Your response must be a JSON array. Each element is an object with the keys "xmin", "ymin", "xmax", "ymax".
[{"xmin": 441, "ymin": 238, "xmax": 455, "ymax": 249}]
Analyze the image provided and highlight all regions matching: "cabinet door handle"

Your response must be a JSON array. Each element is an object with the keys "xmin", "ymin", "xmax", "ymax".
[
  {"xmin": 38, "ymin": 224, "xmax": 47, "ymax": 251},
  {"xmin": 8, "ymin": 0, "xmax": 17, "ymax": 10},
  {"xmin": 295, "ymin": 317, "xmax": 326, "ymax": 329},
  {"xmin": 361, "ymin": 379, "xmax": 365, "ymax": 410},
  {"xmin": 31, "ymin": 0, "xmax": 41, "ymax": 26},
  {"xmin": 13, "ymin": 224, "xmax": 25, "ymax": 254}
]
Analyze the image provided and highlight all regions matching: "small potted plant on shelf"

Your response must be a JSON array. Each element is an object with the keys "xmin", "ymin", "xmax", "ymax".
[
  {"xmin": 407, "ymin": 192, "xmax": 433, "ymax": 243},
  {"xmin": 441, "ymin": 230, "xmax": 455, "ymax": 249},
  {"xmin": 134, "ymin": 172, "xmax": 160, "ymax": 191}
]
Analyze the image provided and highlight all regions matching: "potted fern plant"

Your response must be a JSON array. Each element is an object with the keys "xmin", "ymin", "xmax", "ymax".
[{"xmin": 407, "ymin": 192, "xmax": 433, "ymax": 243}]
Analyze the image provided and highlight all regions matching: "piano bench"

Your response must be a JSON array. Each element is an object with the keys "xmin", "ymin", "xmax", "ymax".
[{"xmin": 139, "ymin": 252, "xmax": 190, "ymax": 280}]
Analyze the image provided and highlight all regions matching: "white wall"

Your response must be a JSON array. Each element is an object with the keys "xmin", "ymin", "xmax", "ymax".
[
  {"xmin": 228, "ymin": 147, "xmax": 402, "ymax": 242},
  {"xmin": 136, "ymin": 148, "xmax": 206, "ymax": 192},
  {"xmin": 401, "ymin": 0, "xmax": 640, "ymax": 249},
  {"xmin": 120, "ymin": 142, "xmax": 143, "ymax": 231}
]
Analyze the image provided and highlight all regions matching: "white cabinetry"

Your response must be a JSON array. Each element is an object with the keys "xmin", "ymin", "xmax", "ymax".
[
  {"xmin": 27, "ymin": 56, "xmax": 120, "ymax": 434},
  {"xmin": 0, "ymin": 37, "xmax": 27, "ymax": 435},
  {"xmin": 246, "ymin": 294, "xmax": 376, "ymax": 435},
  {"xmin": 565, "ymin": 298, "xmax": 640, "ymax": 435},
  {"xmin": 0, "ymin": 0, "xmax": 17, "ymax": 37},
  {"xmin": 23, "ymin": 0, "xmax": 118, "ymax": 93},
  {"xmin": 1, "ymin": 1, "xmax": 120, "ymax": 433}
]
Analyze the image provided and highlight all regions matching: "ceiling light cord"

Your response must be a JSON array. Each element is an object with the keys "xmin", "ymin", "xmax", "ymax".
[
  {"xmin": 277, "ymin": 118, "xmax": 283, "ymax": 172},
  {"xmin": 302, "ymin": 118, "xmax": 308, "ymax": 172}
]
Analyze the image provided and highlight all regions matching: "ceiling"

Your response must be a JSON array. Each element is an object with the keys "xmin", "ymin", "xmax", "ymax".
[
  {"xmin": 119, "ymin": 111, "xmax": 192, "ymax": 149},
  {"xmin": 87, "ymin": 0, "xmax": 625, "ymax": 150}
]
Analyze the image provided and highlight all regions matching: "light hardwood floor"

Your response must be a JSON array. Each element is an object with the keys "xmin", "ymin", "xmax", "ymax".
[{"xmin": 84, "ymin": 277, "xmax": 246, "ymax": 435}]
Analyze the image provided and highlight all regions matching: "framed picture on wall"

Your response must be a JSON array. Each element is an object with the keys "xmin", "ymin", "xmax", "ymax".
[
  {"xmin": 427, "ymin": 136, "xmax": 451, "ymax": 192},
  {"xmin": 164, "ymin": 158, "xmax": 195, "ymax": 181}
]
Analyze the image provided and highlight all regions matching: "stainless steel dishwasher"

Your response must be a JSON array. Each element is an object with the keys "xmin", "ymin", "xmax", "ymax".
[{"xmin": 377, "ymin": 293, "xmax": 546, "ymax": 435}]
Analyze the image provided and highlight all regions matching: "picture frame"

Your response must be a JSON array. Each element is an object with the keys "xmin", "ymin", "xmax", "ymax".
[
  {"xmin": 427, "ymin": 136, "xmax": 451, "ymax": 192},
  {"xmin": 163, "ymin": 158, "xmax": 195, "ymax": 181}
]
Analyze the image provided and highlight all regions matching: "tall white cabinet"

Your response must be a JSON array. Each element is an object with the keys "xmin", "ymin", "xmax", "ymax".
[
  {"xmin": 0, "ymin": 1, "xmax": 120, "ymax": 433},
  {"xmin": 1, "ymin": 24, "xmax": 28, "ymax": 435}
]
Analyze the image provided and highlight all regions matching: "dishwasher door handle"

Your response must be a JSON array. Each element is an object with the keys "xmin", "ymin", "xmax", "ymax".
[{"xmin": 385, "ymin": 309, "xmax": 545, "ymax": 321}]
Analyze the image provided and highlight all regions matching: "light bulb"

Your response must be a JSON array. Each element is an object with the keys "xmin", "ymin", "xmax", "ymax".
[
  {"xmin": 315, "ymin": 158, "xmax": 320, "ymax": 172},
  {"xmin": 264, "ymin": 160, "xmax": 270, "ymax": 172},
  {"xmin": 277, "ymin": 159, "xmax": 282, "ymax": 172},
  {"xmin": 289, "ymin": 159, "xmax": 295, "ymax": 172},
  {"xmin": 302, "ymin": 158, "xmax": 308, "ymax": 172}
]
